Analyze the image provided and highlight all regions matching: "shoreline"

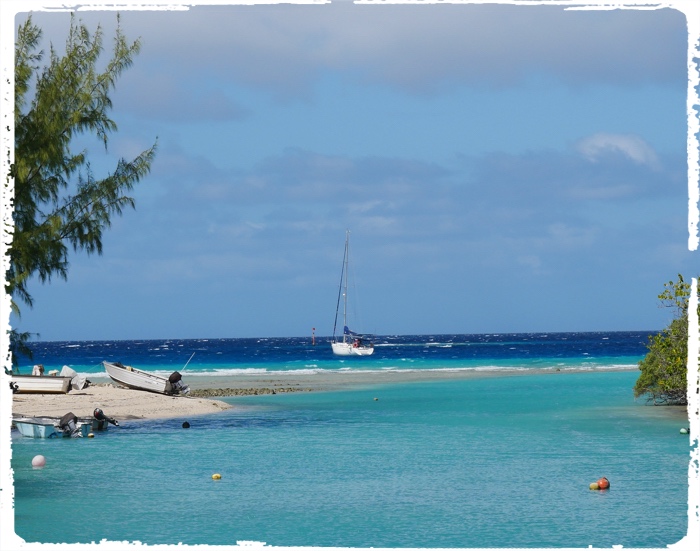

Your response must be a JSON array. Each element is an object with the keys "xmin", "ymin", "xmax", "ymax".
[
  {"xmin": 11, "ymin": 383, "xmax": 233, "ymax": 421},
  {"xmin": 179, "ymin": 365, "xmax": 645, "ymax": 397},
  {"xmin": 11, "ymin": 367, "xmax": 645, "ymax": 422}
]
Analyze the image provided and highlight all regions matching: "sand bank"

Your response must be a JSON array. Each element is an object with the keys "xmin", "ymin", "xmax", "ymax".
[
  {"xmin": 10, "ymin": 369, "xmax": 503, "ymax": 421},
  {"xmin": 181, "ymin": 365, "xmax": 639, "ymax": 393},
  {"xmin": 12, "ymin": 383, "xmax": 232, "ymax": 421},
  {"xmin": 182, "ymin": 367, "xmax": 530, "ymax": 392}
]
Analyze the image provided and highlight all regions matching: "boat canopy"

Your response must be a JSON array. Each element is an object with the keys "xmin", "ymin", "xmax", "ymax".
[{"xmin": 344, "ymin": 326, "xmax": 372, "ymax": 337}]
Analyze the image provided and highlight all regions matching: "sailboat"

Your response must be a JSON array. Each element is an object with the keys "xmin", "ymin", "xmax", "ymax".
[{"xmin": 331, "ymin": 231, "xmax": 375, "ymax": 356}]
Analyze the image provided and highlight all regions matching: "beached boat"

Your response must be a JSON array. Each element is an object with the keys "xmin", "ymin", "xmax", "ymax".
[
  {"xmin": 59, "ymin": 365, "xmax": 89, "ymax": 390},
  {"xmin": 12, "ymin": 415, "xmax": 91, "ymax": 439},
  {"xmin": 102, "ymin": 361, "xmax": 190, "ymax": 395},
  {"xmin": 10, "ymin": 375, "xmax": 72, "ymax": 394},
  {"xmin": 331, "ymin": 231, "xmax": 375, "ymax": 356}
]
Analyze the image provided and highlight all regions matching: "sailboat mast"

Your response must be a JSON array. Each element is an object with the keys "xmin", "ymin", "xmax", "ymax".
[{"xmin": 342, "ymin": 231, "xmax": 349, "ymax": 343}]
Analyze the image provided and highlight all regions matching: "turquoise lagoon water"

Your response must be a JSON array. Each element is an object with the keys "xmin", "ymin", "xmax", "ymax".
[{"xmin": 11, "ymin": 369, "xmax": 690, "ymax": 548}]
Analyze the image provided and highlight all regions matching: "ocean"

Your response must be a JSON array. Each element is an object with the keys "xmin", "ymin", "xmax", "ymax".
[
  {"xmin": 14, "ymin": 331, "xmax": 658, "ymax": 377},
  {"xmin": 9, "ymin": 332, "xmax": 693, "ymax": 547}
]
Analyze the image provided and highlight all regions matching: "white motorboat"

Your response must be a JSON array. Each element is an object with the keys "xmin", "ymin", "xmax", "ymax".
[
  {"xmin": 102, "ymin": 361, "xmax": 189, "ymax": 395},
  {"xmin": 331, "ymin": 231, "xmax": 375, "ymax": 356},
  {"xmin": 10, "ymin": 375, "xmax": 72, "ymax": 394}
]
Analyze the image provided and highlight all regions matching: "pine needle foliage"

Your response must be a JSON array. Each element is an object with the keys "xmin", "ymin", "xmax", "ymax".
[
  {"xmin": 634, "ymin": 275, "xmax": 699, "ymax": 406},
  {"xmin": 7, "ymin": 15, "xmax": 157, "ymax": 366}
]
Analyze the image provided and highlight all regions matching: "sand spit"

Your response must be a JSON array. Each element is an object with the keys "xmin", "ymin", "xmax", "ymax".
[
  {"xmin": 11, "ymin": 383, "xmax": 232, "ymax": 420},
  {"xmin": 12, "ymin": 367, "xmax": 640, "ymax": 421}
]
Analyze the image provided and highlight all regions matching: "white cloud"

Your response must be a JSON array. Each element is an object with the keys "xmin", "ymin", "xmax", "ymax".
[
  {"xmin": 24, "ymin": 5, "xmax": 686, "ymax": 100},
  {"xmin": 576, "ymin": 133, "xmax": 661, "ymax": 169},
  {"xmin": 517, "ymin": 254, "xmax": 543, "ymax": 273}
]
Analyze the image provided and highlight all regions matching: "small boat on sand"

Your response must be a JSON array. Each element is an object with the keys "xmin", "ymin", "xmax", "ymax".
[
  {"xmin": 102, "ymin": 361, "xmax": 190, "ymax": 395},
  {"xmin": 12, "ymin": 414, "xmax": 91, "ymax": 439},
  {"xmin": 10, "ymin": 375, "xmax": 72, "ymax": 394}
]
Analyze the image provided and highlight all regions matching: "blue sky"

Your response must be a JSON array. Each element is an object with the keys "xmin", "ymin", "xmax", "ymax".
[{"xmin": 3, "ymin": 1, "xmax": 699, "ymax": 341}]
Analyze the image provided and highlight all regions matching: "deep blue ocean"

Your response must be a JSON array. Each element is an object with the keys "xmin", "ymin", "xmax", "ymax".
[
  {"xmin": 10, "ymin": 332, "xmax": 693, "ymax": 547},
  {"xmin": 16, "ymin": 331, "xmax": 657, "ymax": 377}
]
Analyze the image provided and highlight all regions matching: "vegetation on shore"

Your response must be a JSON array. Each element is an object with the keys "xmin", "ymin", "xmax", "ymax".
[
  {"xmin": 7, "ymin": 15, "xmax": 156, "ymax": 367},
  {"xmin": 634, "ymin": 275, "xmax": 698, "ymax": 406}
]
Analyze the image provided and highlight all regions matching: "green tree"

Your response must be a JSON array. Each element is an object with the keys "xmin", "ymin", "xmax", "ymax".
[
  {"xmin": 634, "ymin": 274, "xmax": 699, "ymax": 406},
  {"xmin": 7, "ymin": 15, "xmax": 156, "ymax": 367}
]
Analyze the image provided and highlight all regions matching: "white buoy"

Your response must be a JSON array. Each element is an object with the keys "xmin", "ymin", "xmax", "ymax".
[
  {"xmin": 32, "ymin": 455, "xmax": 46, "ymax": 468},
  {"xmin": 680, "ymin": 428, "xmax": 689, "ymax": 434}
]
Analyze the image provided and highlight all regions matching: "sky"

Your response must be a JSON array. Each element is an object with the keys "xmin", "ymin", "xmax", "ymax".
[{"xmin": 2, "ymin": 0, "xmax": 699, "ymax": 342}]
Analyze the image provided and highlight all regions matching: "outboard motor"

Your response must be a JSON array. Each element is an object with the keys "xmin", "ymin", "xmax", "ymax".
[
  {"xmin": 93, "ymin": 408, "xmax": 119, "ymax": 427},
  {"xmin": 58, "ymin": 412, "xmax": 82, "ymax": 438},
  {"xmin": 168, "ymin": 371, "xmax": 190, "ymax": 395}
]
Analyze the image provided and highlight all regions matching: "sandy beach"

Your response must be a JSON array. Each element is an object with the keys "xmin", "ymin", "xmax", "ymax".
[
  {"xmin": 10, "ymin": 370, "xmax": 439, "ymax": 420},
  {"xmin": 11, "ymin": 383, "xmax": 233, "ymax": 421},
  {"xmin": 11, "ymin": 367, "xmax": 638, "ymax": 422}
]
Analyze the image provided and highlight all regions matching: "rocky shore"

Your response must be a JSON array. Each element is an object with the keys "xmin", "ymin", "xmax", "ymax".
[{"xmin": 189, "ymin": 386, "xmax": 315, "ymax": 397}]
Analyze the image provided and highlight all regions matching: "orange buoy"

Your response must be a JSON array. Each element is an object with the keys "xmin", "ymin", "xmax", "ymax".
[{"xmin": 596, "ymin": 477, "xmax": 610, "ymax": 489}]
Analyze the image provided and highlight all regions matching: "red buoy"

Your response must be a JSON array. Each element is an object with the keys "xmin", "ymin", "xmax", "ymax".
[{"xmin": 597, "ymin": 477, "xmax": 610, "ymax": 489}]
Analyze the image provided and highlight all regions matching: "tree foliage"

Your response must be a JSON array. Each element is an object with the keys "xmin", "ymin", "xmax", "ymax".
[
  {"xmin": 634, "ymin": 275, "xmax": 698, "ymax": 406},
  {"xmin": 7, "ymin": 15, "xmax": 156, "ymax": 366}
]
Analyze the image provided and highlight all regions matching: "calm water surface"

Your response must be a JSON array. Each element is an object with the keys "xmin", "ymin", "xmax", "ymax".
[{"xmin": 12, "ymin": 368, "xmax": 690, "ymax": 548}]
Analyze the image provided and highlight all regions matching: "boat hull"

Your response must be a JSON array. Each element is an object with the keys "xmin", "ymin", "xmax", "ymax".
[
  {"xmin": 13, "ymin": 416, "xmax": 90, "ymax": 438},
  {"xmin": 81, "ymin": 417, "xmax": 110, "ymax": 431},
  {"xmin": 102, "ymin": 361, "xmax": 172, "ymax": 394},
  {"xmin": 331, "ymin": 342, "xmax": 375, "ymax": 356},
  {"xmin": 10, "ymin": 375, "xmax": 72, "ymax": 394}
]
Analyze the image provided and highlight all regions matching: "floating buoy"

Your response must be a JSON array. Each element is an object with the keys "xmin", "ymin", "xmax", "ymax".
[
  {"xmin": 680, "ymin": 427, "xmax": 689, "ymax": 434},
  {"xmin": 374, "ymin": 398, "xmax": 378, "ymax": 401},
  {"xmin": 212, "ymin": 473, "xmax": 221, "ymax": 480},
  {"xmin": 182, "ymin": 422, "xmax": 190, "ymax": 429},
  {"xmin": 88, "ymin": 433, "xmax": 95, "ymax": 438},
  {"xmin": 32, "ymin": 455, "xmax": 46, "ymax": 468},
  {"xmin": 589, "ymin": 477, "xmax": 610, "ymax": 490}
]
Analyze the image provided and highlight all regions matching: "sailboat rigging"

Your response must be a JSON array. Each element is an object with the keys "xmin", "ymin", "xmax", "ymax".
[{"xmin": 331, "ymin": 231, "xmax": 374, "ymax": 356}]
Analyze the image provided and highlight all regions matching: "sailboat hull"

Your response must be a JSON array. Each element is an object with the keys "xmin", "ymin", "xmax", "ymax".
[{"xmin": 331, "ymin": 342, "xmax": 375, "ymax": 356}]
